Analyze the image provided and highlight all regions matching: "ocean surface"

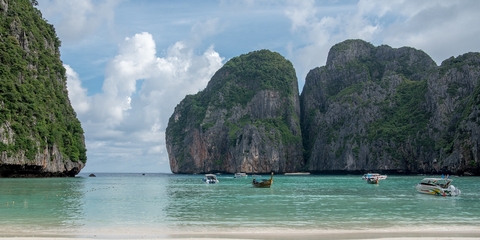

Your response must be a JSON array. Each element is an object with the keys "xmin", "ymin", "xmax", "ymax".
[{"xmin": 1, "ymin": 173, "xmax": 480, "ymax": 236}]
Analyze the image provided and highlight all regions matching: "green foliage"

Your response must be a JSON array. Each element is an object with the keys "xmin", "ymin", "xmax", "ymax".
[
  {"xmin": 226, "ymin": 120, "xmax": 241, "ymax": 146},
  {"xmin": 361, "ymin": 56, "xmax": 385, "ymax": 81},
  {"xmin": 439, "ymin": 53, "xmax": 480, "ymax": 75},
  {"xmin": 330, "ymin": 39, "xmax": 374, "ymax": 53},
  {"xmin": 333, "ymin": 82, "xmax": 364, "ymax": 103},
  {"xmin": 323, "ymin": 56, "xmax": 381, "ymax": 98},
  {"xmin": 212, "ymin": 49, "xmax": 296, "ymax": 107},
  {"xmin": 464, "ymin": 82, "xmax": 480, "ymax": 119},
  {"xmin": 435, "ymin": 77, "xmax": 480, "ymax": 153},
  {"xmin": 201, "ymin": 122, "xmax": 215, "ymax": 131},
  {"xmin": 0, "ymin": 0, "xmax": 86, "ymax": 163},
  {"xmin": 447, "ymin": 82, "xmax": 460, "ymax": 96},
  {"xmin": 167, "ymin": 49, "xmax": 300, "ymax": 148},
  {"xmin": 166, "ymin": 95, "xmax": 200, "ymax": 147},
  {"xmin": 368, "ymin": 79, "xmax": 433, "ymax": 144}
]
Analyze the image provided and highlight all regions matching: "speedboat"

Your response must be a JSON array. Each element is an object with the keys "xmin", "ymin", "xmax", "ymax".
[
  {"xmin": 415, "ymin": 178, "xmax": 461, "ymax": 196},
  {"xmin": 362, "ymin": 173, "xmax": 387, "ymax": 180},
  {"xmin": 362, "ymin": 173, "xmax": 387, "ymax": 184},
  {"xmin": 203, "ymin": 174, "xmax": 219, "ymax": 184},
  {"xmin": 234, "ymin": 172, "xmax": 247, "ymax": 178}
]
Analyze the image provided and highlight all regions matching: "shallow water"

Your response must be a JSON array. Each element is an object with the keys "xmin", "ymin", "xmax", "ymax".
[{"xmin": 1, "ymin": 173, "xmax": 479, "ymax": 235}]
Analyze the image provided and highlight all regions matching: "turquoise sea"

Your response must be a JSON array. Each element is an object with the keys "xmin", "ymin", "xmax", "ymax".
[{"xmin": 1, "ymin": 173, "xmax": 480, "ymax": 237}]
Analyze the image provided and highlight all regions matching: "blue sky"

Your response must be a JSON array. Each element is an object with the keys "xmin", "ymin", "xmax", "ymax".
[{"xmin": 36, "ymin": 0, "xmax": 480, "ymax": 173}]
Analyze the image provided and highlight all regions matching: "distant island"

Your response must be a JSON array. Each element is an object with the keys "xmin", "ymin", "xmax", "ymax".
[{"xmin": 166, "ymin": 40, "xmax": 480, "ymax": 176}]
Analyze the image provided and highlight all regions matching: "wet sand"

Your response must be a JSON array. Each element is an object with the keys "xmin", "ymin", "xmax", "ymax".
[{"xmin": 1, "ymin": 227, "xmax": 480, "ymax": 240}]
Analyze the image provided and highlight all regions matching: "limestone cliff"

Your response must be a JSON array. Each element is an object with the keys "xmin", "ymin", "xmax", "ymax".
[
  {"xmin": 0, "ymin": 0, "xmax": 86, "ymax": 177},
  {"xmin": 166, "ymin": 50, "xmax": 303, "ymax": 174},
  {"xmin": 301, "ymin": 39, "xmax": 480, "ymax": 175}
]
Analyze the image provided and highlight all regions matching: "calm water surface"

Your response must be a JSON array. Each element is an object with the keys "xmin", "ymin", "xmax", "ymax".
[{"xmin": 1, "ymin": 173, "xmax": 479, "ymax": 234}]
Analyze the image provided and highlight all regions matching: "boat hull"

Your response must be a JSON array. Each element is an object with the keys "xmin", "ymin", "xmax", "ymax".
[
  {"xmin": 415, "ymin": 184, "xmax": 461, "ymax": 196},
  {"xmin": 252, "ymin": 180, "xmax": 272, "ymax": 188},
  {"xmin": 204, "ymin": 179, "xmax": 218, "ymax": 184},
  {"xmin": 366, "ymin": 178, "xmax": 379, "ymax": 184},
  {"xmin": 203, "ymin": 174, "xmax": 219, "ymax": 184},
  {"xmin": 362, "ymin": 173, "xmax": 387, "ymax": 180},
  {"xmin": 234, "ymin": 173, "xmax": 247, "ymax": 178},
  {"xmin": 252, "ymin": 173, "xmax": 273, "ymax": 188}
]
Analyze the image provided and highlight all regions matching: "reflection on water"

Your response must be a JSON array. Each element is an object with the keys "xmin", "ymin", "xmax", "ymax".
[{"xmin": 1, "ymin": 173, "xmax": 480, "ymax": 234}]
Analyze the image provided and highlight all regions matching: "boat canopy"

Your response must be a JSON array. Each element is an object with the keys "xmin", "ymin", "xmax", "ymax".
[
  {"xmin": 419, "ymin": 178, "xmax": 452, "ymax": 187},
  {"xmin": 420, "ymin": 178, "xmax": 452, "ymax": 183}
]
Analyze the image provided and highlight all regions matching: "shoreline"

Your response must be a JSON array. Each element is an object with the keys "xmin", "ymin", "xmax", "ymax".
[{"xmin": 1, "ymin": 227, "xmax": 480, "ymax": 240}]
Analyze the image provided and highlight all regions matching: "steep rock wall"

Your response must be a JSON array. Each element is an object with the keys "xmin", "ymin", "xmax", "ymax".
[
  {"xmin": 301, "ymin": 39, "xmax": 480, "ymax": 175},
  {"xmin": 166, "ymin": 50, "xmax": 303, "ymax": 174},
  {"xmin": 0, "ymin": 0, "xmax": 86, "ymax": 177}
]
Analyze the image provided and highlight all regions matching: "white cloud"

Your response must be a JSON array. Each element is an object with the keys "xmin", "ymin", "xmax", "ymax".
[
  {"xmin": 285, "ymin": 0, "xmax": 480, "ymax": 86},
  {"xmin": 39, "ymin": 0, "xmax": 120, "ymax": 43},
  {"xmin": 70, "ymin": 30, "xmax": 223, "ymax": 173},
  {"xmin": 285, "ymin": 0, "xmax": 317, "ymax": 32},
  {"xmin": 65, "ymin": 65, "xmax": 90, "ymax": 114},
  {"xmin": 284, "ymin": 1, "xmax": 348, "ymax": 86},
  {"xmin": 190, "ymin": 18, "xmax": 222, "ymax": 45},
  {"xmin": 88, "ymin": 32, "xmax": 157, "ymax": 126},
  {"xmin": 376, "ymin": 0, "xmax": 480, "ymax": 64}
]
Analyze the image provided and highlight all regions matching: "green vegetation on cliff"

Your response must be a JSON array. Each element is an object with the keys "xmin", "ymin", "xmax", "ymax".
[
  {"xmin": 167, "ymin": 50, "xmax": 299, "ymax": 146},
  {"xmin": 368, "ymin": 79, "xmax": 433, "ymax": 147},
  {"xmin": 301, "ymin": 39, "xmax": 480, "ymax": 175},
  {"xmin": 219, "ymin": 50, "xmax": 296, "ymax": 97},
  {"xmin": 0, "ymin": 0, "xmax": 86, "ymax": 163},
  {"xmin": 166, "ymin": 50, "xmax": 304, "ymax": 173}
]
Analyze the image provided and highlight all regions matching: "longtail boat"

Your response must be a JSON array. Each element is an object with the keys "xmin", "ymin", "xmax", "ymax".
[{"xmin": 252, "ymin": 172, "xmax": 273, "ymax": 188}]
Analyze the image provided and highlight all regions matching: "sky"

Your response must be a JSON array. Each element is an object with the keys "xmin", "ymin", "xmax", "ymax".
[{"xmin": 35, "ymin": 0, "xmax": 480, "ymax": 173}]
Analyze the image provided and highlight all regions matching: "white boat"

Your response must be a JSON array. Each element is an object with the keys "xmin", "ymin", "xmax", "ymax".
[
  {"xmin": 234, "ymin": 172, "xmax": 247, "ymax": 178},
  {"xmin": 415, "ymin": 178, "xmax": 461, "ymax": 196},
  {"xmin": 203, "ymin": 174, "xmax": 219, "ymax": 184},
  {"xmin": 362, "ymin": 173, "xmax": 387, "ymax": 184},
  {"xmin": 284, "ymin": 172, "xmax": 310, "ymax": 175},
  {"xmin": 362, "ymin": 173, "xmax": 387, "ymax": 180}
]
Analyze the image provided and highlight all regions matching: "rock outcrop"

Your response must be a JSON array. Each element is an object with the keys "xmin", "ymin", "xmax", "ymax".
[
  {"xmin": 0, "ymin": 0, "xmax": 86, "ymax": 177},
  {"xmin": 301, "ymin": 39, "xmax": 480, "ymax": 175},
  {"xmin": 166, "ymin": 39, "xmax": 480, "ymax": 176},
  {"xmin": 166, "ymin": 50, "xmax": 303, "ymax": 174}
]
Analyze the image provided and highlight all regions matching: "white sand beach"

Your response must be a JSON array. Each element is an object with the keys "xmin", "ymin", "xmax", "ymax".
[{"xmin": 1, "ymin": 227, "xmax": 480, "ymax": 240}]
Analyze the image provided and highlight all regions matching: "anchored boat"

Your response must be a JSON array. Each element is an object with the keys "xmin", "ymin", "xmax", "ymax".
[
  {"xmin": 362, "ymin": 173, "xmax": 387, "ymax": 184},
  {"xmin": 252, "ymin": 172, "xmax": 273, "ymax": 188},
  {"xmin": 234, "ymin": 172, "xmax": 247, "ymax": 178},
  {"xmin": 203, "ymin": 174, "xmax": 219, "ymax": 184},
  {"xmin": 415, "ymin": 177, "xmax": 461, "ymax": 196}
]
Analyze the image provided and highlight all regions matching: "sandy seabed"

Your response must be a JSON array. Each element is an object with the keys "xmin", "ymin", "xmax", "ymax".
[{"xmin": 1, "ymin": 226, "xmax": 480, "ymax": 240}]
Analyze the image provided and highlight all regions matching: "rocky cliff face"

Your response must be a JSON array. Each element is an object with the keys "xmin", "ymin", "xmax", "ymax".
[
  {"xmin": 0, "ymin": 0, "xmax": 86, "ymax": 177},
  {"xmin": 166, "ymin": 39, "xmax": 480, "ymax": 176},
  {"xmin": 166, "ymin": 50, "xmax": 303, "ymax": 174},
  {"xmin": 301, "ymin": 39, "xmax": 480, "ymax": 175}
]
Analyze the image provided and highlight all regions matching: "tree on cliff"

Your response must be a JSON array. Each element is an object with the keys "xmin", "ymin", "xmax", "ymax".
[
  {"xmin": 301, "ymin": 39, "xmax": 480, "ymax": 175},
  {"xmin": 0, "ymin": 0, "xmax": 86, "ymax": 177},
  {"xmin": 166, "ymin": 50, "xmax": 304, "ymax": 174}
]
